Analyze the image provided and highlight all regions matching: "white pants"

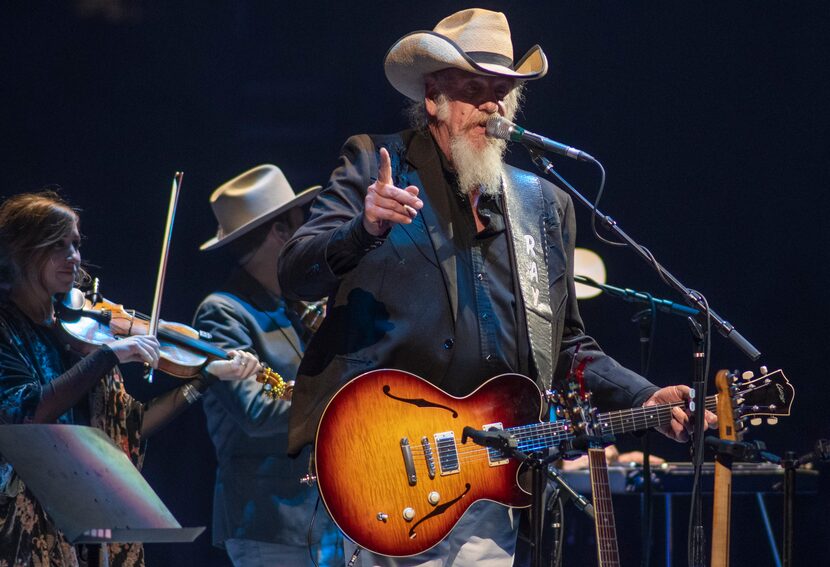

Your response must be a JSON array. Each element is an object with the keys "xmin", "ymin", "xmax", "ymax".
[{"xmin": 345, "ymin": 501, "xmax": 520, "ymax": 567}]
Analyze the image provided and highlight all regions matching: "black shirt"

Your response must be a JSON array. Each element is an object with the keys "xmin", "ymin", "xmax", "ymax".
[{"xmin": 429, "ymin": 140, "xmax": 531, "ymax": 396}]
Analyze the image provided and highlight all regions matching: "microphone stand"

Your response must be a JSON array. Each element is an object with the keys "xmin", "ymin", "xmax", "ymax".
[
  {"xmin": 705, "ymin": 437, "xmax": 829, "ymax": 566},
  {"xmin": 633, "ymin": 306, "xmax": 655, "ymax": 567},
  {"xmin": 461, "ymin": 427, "xmax": 594, "ymax": 567},
  {"xmin": 576, "ymin": 275, "xmax": 699, "ymax": 566},
  {"xmin": 526, "ymin": 149, "xmax": 762, "ymax": 567},
  {"xmin": 782, "ymin": 439, "xmax": 830, "ymax": 566},
  {"xmin": 528, "ymin": 151, "xmax": 759, "ymax": 360},
  {"xmin": 574, "ymin": 275, "xmax": 699, "ymax": 318}
]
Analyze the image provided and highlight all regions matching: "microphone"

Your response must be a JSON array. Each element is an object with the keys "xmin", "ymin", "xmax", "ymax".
[
  {"xmin": 461, "ymin": 426, "xmax": 517, "ymax": 451},
  {"xmin": 485, "ymin": 115, "xmax": 596, "ymax": 163}
]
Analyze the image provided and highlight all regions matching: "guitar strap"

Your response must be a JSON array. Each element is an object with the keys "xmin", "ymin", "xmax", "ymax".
[{"xmin": 501, "ymin": 168, "xmax": 555, "ymax": 389}]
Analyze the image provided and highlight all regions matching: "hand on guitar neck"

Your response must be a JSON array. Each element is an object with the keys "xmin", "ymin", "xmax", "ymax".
[{"xmin": 643, "ymin": 384, "xmax": 718, "ymax": 442}]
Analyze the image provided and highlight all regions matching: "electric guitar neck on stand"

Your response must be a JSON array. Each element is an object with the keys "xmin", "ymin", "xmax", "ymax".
[{"xmin": 710, "ymin": 369, "xmax": 738, "ymax": 567}]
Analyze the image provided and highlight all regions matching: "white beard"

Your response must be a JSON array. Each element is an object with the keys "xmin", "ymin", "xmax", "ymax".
[
  {"xmin": 449, "ymin": 134, "xmax": 506, "ymax": 197},
  {"xmin": 434, "ymin": 96, "xmax": 508, "ymax": 197}
]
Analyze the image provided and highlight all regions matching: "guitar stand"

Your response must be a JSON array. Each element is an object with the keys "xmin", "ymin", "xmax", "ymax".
[
  {"xmin": 781, "ymin": 439, "xmax": 830, "ymax": 567},
  {"xmin": 707, "ymin": 436, "xmax": 830, "ymax": 567}
]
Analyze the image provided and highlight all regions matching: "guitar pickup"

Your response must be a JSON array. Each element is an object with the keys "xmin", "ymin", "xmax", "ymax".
[
  {"xmin": 482, "ymin": 422, "xmax": 510, "ymax": 466},
  {"xmin": 421, "ymin": 436, "xmax": 436, "ymax": 479},
  {"xmin": 434, "ymin": 431, "xmax": 460, "ymax": 475},
  {"xmin": 400, "ymin": 438, "xmax": 417, "ymax": 486}
]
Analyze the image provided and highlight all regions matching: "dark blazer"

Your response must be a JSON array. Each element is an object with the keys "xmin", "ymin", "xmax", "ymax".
[
  {"xmin": 193, "ymin": 268, "xmax": 336, "ymax": 547},
  {"xmin": 279, "ymin": 129, "xmax": 658, "ymax": 455}
]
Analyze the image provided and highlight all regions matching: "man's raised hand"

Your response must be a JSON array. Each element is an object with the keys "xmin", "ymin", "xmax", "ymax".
[{"xmin": 363, "ymin": 147, "xmax": 423, "ymax": 236}]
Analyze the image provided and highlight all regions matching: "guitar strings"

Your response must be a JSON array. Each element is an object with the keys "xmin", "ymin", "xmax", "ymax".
[{"xmin": 400, "ymin": 399, "xmax": 722, "ymax": 467}]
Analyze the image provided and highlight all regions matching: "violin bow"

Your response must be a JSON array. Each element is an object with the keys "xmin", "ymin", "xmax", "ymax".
[{"xmin": 144, "ymin": 171, "xmax": 183, "ymax": 382}]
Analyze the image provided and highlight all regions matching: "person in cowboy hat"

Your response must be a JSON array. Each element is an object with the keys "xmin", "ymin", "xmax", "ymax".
[
  {"xmin": 278, "ymin": 8, "xmax": 715, "ymax": 566},
  {"xmin": 192, "ymin": 165, "xmax": 343, "ymax": 567}
]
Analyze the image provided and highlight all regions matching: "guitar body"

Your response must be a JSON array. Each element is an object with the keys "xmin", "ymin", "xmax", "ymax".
[{"xmin": 315, "ymin": 369, "xmax": 543, "ymax": 557}]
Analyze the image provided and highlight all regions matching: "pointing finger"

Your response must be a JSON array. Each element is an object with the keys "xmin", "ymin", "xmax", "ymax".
[{"xmin": 377, "ymin": 147, "xmax": 392, "ymax": 185}]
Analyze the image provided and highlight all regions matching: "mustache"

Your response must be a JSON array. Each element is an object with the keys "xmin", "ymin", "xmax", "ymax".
[{"xmin": 463, "ymin": 111, "xmax": 499, "ymax": 131}]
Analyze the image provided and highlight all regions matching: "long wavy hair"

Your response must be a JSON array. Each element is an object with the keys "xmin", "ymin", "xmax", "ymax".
[{"xmin": 0, "ymin": 191, "xmax": 85, "ymax": 301}]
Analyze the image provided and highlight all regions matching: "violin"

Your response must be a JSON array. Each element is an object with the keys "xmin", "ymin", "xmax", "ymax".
[{"xmin": 56, "ymin": 286, "xmax": 292, "ymax": 400}]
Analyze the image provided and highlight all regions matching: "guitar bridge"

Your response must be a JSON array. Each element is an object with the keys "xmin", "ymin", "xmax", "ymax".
[
  {"xmin": 421, "ymin": 436, "xmax": 436, "ymax": 479},
  {"xmin": 400, "ymin": 438, "xmax": 417, "ymax": 486}
]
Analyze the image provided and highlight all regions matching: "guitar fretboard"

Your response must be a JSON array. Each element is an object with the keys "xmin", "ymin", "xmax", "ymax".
[
  {"xmin": 506, "ymin": 396, "xmax": 718, "ymax": 453},
  {"xmin": 590, "ymin": 448, "xmax": 620, "ymax": 566}
]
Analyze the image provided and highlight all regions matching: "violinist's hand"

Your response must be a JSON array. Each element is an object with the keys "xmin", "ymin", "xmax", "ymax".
[
  {"xmin": 109, "ymin": 335, "xmax": 160, "ymax": 367},
  {"xmin": 644, "ymin": 385, "xmax": 718, "ymax": 442},
  {"xmin": 205, "ymin": 350, "xmax": 261, "ymax": 382},
  {"xmin": 363, "ymin": 147, "xmax": 423, "ymax": 236}
]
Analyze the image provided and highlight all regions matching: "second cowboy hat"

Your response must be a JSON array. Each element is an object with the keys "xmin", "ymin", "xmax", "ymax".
[
  {"xmin": 384, "ymin": 8, "xmax": 548, "ymax": 102},
  {"xmin": 200, "ymin": 164, "xmax": 321, "ymax": 252}
]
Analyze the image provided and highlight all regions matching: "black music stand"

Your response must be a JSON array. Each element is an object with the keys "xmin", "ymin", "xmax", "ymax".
[{"xmin": 0, "ymin": 424, "xmax": 203, "ymax": 562}]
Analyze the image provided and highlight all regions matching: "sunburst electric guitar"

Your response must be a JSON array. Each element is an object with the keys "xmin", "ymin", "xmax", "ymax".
[{"xmin": 314, "ymin": 368, "xmax": 793, "ymax": 557}]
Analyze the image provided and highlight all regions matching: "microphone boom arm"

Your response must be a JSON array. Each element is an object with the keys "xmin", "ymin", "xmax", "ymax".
[{"xmin": 528, "ymin": 149, "xmax": 760, "ymax": 361}]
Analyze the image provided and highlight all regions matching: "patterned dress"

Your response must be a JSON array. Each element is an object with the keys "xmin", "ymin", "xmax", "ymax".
[{"xmin": 0, "ymin": 301, "xmax": 145, "ymax": 567}]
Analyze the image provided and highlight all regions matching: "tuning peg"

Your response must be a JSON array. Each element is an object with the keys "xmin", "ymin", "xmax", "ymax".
[
  {"xmin": 760, "ymin": 365, "xmax": 768, "ymax": 375},
  {"xmin": 766, "ymin": 417, "xmax": 778, "ymax": 425},
  {"xmin": 742, "ymin": 370, "xmax": 755, "ymax": 381},
  {"xmin": 750, "ymin": 418, "xmax": 762, "ymax": 426}
]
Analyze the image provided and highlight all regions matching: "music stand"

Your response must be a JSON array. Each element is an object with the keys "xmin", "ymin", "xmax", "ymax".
[{"xmin": 0, "ymin": 424, "xmax": 204, "ymax": 548}]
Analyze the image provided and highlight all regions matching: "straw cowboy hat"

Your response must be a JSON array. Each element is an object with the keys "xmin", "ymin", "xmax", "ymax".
[
  {"xmin": 200, "ymin": 164, "xmax": 321, "ymax": 252},
  {"xmin": 384, "ymin": 8, "xmax": 548, "ymax": 101}
]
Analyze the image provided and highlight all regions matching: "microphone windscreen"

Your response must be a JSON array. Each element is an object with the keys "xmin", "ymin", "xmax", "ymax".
[{"xmin": 485, "ymin": 115, "xmax": 512, "ymax": 140}]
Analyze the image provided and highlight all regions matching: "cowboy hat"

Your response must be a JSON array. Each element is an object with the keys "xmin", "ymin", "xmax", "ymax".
[
  {"xmin": 384, "ymin": 8, "xmax": 548, "ymax": 101},
  {"xmin": 200, "ymin": 164, "xmax": 321, "ymax": 252}
]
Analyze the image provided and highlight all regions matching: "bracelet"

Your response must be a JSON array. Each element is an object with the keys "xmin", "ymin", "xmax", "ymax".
[{"xmin": 181, "ymin": 382, "xmax": 203, "ymax": 405}]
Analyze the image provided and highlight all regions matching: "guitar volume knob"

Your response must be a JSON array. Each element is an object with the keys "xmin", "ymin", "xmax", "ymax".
[{"xmin": 402, "ymin": 507, "xmax": 416, "ymax": 521}]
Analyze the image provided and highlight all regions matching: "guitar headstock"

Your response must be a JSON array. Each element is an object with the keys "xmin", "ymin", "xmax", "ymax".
[
  {"xmin": 715, "ymin": 369, "xmax": 739, "ymax": 441},
  {"xmin": 728, "ymin": 367, "xmax": 794, "ymax": 430},
  {"xmin": 551, "ymin": 356, "xmax": 613, "ymax": 455},
  {"xmin": 256, "ymin": 367, "xmax": 294, "ymax": 401}
]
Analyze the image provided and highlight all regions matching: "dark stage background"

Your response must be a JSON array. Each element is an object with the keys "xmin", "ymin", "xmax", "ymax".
[{"xmin": 2, "ymin": 2, "xmax": 828, "ymax": 565}]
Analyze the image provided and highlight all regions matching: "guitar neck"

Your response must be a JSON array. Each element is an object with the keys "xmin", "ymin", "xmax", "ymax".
[
  {"xmin": 589, "ymin": 448, "xmax": 621, "ymax": 567},
  {"xmin": 509, "ymin": 396, "xmax": 718, "ymax": 455},
  {"xmin": 595, "ymin": 395, "xmax": 717, "ymax": 437},
  {"xmin": 711, "ymin": 370, "xmax": 736, "ymax": 567}
]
